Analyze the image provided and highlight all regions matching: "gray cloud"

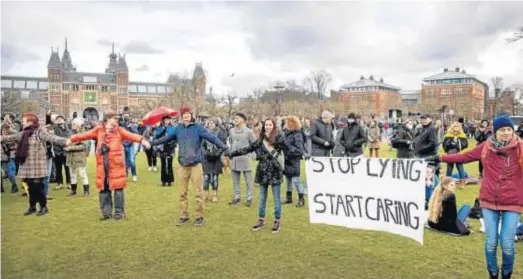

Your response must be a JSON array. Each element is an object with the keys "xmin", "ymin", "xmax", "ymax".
[
  {"xmin": 136, "ymin": 64, "xmax": 150, "ymax": 72},
  {"xmin": 123, "ymin": 41, "xmax": 163, "ymax": 54},
  {"xmin": 1, "ymin": 44, "xmax": 40, "ymax": 73}
]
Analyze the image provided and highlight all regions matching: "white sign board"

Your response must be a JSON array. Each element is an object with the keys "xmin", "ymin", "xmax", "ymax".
[
  {"xmin": 306, "ymin": 157, "xmax": 427, "ymax": 244},
  {"xmin": 83, "ymin": 76, "xmax": 97, "ymax": 83}
]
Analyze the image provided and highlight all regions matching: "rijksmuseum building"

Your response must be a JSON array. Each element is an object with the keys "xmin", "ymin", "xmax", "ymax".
[{"xmin": 0, "ymin": 39, "xmax": 206, "ymax": 120}]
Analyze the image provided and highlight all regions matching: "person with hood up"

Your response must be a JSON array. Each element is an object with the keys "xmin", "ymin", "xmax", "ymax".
[
  {"xmin": 475, "ymin": 119, "xmax": 492, "ymax": 179},
  {"xmin": 309, "ymin": 111, "xmax": 335, "ymax": 157},
  {"xmin": 339, "ymin": 112, "xmax": 367, "ymax": 157},
  {"xmin": 67, "ymin": 112, "xmax": 149, "ymax": 220},
  {"xmin": 442, "ymin": 122, "xmax": 468, "ymax": 188},
  {"xmin": 426, "ymin": 114, "xmax": 522, "ymax": 279},
  {"xmin": 391, "ymin": 119, "xmax": 415, "ymax": 159},
  {"xmin": 367, "ymin": 119, "xmax": 381, "ymax": 158},
  {"xmin": 282, "ymin": 116, "xmax": 307, "ymax": 207},
  {"xmin": 202, "ymin": 117, "xmax": 228, "ymax": 203},
  {"xmin": 332, "ymin": 115, "xmax": 348, "ymax": 157},
  {"xmin": 150, "ymin": 106, "xmax": 227, "ymax": 226},
  {"xmin": 1, "ymin": 113, "xmax": 68, "ymax": 216},
  {"xmin": 154, "ymin": 116, "xmax": 176, "ymax": 187},
  {"xmin": 52, "ymin": 115, "xmax": 72, "ymax": 190},
  {"xmin": 65, "ymin": 118, "xmax": 90, "ymax": 196}
]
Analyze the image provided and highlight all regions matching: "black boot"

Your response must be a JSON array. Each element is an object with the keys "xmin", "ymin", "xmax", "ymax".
[
  {"xmin": 36, "ymin": 207, "xmax": 49, "ymax": 216},
  {"xmin": 502, "ymin": 272, "xmax": 512, "ymax": 279},
  {"xmin": 24, "ymin": 207, "xmax": 37, "ymax": 216},
  {"xmin": 283, "ymin": 191, "xmax": 293, "ymax": 204},
  {"xmin": 11, "ymin": 184, "xmax": 19, "ymax": 193},
  {"xmin": 489, "ymin": 269, "xmax": 499, "ymax": 279},
  {"xmin": 296, "ymin": 193, "xmax": 305, "ymax": 207},
  {"xmin": 83, "ymin": 184, "xmax": 90, "ymax": 196},
  {"xmin": 68, "ymin": 184, "xmax": 77, "ymax": 196},
  {"xmin": 1, "ymin": 185, "xmax": 4, "ymax": 193}
]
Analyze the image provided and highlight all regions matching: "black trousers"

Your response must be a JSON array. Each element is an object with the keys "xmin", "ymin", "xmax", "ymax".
[
  {"xmin": 54, "ymin": 155, "xmax": 71, "ymax": 185},
  {"xmin": 25, "ymin": 178, "xmax": 47, "ymax": 209},
  {"xmin": 160, "ymin": 156, "xmax": 174, "ymax": 183},
  {"xmin": 145, "ymin": 149, "xmax": 157, "ymax": 167},
  {"xmin": 478, "ymin": 160, "xmax": 484, "ymax": 177}
]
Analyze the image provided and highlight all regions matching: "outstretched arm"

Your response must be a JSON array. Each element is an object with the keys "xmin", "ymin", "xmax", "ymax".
[
  {"xmin": 39, "ymin": 129, "xmax": 68, "ymax": 146},
  {"xmin": 198, "ymin": 125, "xmax": 226, "ymax": 149},
  {"xmin": 440, "ymin": 142, "xmax": 483, "ymax": 164},
  {"xmin": 71, "ymin": 126, "xmax": 99, "ymax": 143},
  {"xmin": 0, "ymin": 132, "xmax": 22, "ymax": 143},
  {"xmin": 118, "ymin": 127, "xmax": 143, "ymax": 143}
]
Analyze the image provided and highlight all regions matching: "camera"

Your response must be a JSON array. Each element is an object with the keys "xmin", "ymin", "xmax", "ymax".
[{"xmin": 100, "ymin": 143, "xmax": 110, "ymax": 155}]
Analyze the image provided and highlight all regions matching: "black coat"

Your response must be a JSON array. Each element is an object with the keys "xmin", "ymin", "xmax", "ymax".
[
  {"xmin": 413, "ymin": 124, "xmax": 437, "ymax": 157},
  {"xmin": 391, "ymin": 125, "xmax": 414, "ymax": 158},
  {"xmin": 52, "ymin": 125, "xmax": 71, "ymax": 156},
  {"xmin": 202, "ymin": 128, "xmax": 228, "ymax": 174},
  {"xmin": 309, "ymin": 118, "xmax": 335, "ymax": 157},
  {"xmin": 442, "ymin": 134, "xmax": 468, "ymax": 154},
  {"xmin": 428, "ymin": 193, "xmax": 470, "ymax": 235},
  {"xmin": 231, "ymin": 133, "xmax": 303, "ymax": 186},
  {"xmin": 474, "ymin": 129, "xmax": 492, "ymax": 144},
  {"xmin": 515, "ymin": 127, "xmax": 523, "ymax": 139},
  {"xmin": 339, "ymin": 123, "xmax": 367, "ymax": 157},
  {"xmin": 283, "ymin": 130, "xmax": 306, "ymax": 177}
]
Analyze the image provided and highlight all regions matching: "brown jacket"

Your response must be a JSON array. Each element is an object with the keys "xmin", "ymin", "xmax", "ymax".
[
  {"xmin": 1, "ymin": 124, "xmax": 17, "ymax": 161},
  {"xmin": 1, "ymin": 128, "xmax": 67, "ymax": 178}
]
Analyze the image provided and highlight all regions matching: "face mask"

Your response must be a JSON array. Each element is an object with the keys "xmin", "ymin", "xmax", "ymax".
[{"xmin": 347, "ymin": 119, "xmax": 355, "ymax": 123}]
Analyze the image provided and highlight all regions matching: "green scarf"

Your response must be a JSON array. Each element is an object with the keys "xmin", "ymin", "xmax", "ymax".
[{"xmin": 491, "ymin": 137, "xmax": 510, "ymax": 148}]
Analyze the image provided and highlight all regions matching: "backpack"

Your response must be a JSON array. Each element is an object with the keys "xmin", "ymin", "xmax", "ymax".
[
  {"xmin": 468, "ymin": 198, "xmax": 482, "ymax": 219},
  {"xmin": 481, "ymin": 139, "xmax": 523, "ymax": 175}
]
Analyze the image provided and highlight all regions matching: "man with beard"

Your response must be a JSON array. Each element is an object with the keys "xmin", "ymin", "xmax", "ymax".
[
  {"xmin": 339, "ymin": 112, "xmax": 367, "ymax": 158},
  {"xmin": 309, "ymin": 111, "xmax": 335, "ymax": 157},
  {"xmin": 391, "ymin": 119, "xmax": 415, "ymax": 158},
  {"xmin": 228, "ymin": 112, "xmax": 257, "ymax": 206},
  {"xmin": 52, "ymin": 115, "xmax": 72, "ymax": 190}
]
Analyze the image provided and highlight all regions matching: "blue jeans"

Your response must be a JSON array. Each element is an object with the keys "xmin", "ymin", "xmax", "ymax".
[
  {"xmin": 43, "ymin": 158, "xmax": 53, "ymax": 196},
  {"xmin": 203, "ymin": 173, "xmax": 218, "ymax": 190},
  {"xmin": 285, "ymin": 175, "xmax": 304, "ymax": 194},
  {"xmin": 259, "ymin": 184, "xmax": 282, "ymax": 219},
  {"xmin": 446, "ymin": 162, "xmax": 465, "ymax": 179},
  {"xmin": 1, "ymin": 159, "xmax": 17, "ymax": 188},
  {"xmin": 482, "ymin": 208, "xmax": 521, "ymax": 276},
  {"xmin": 124, "ymin": 145, "xmax": 136, "ymax": 176},
  {"xmin": 457, "ymin": 204, "xmax": 471, "ymax": 223}
]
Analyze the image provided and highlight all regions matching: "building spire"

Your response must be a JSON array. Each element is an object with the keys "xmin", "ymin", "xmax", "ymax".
[
  {"xmin": 65, "ymin": 37, "xmax": 68, "ymax": 50},
  {"xmin": 112, "ymin": 43, "xmax": 115, "ymax": 54}
]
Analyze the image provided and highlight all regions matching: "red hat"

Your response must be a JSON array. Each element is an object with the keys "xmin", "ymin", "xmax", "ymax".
[{"xmin": 180, "ymin": 105, "xmax": 192, "ymax": 116}]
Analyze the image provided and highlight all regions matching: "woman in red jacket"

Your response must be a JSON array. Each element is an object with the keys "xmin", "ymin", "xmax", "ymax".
[{"xmin": 429, "ymin": 115, "xmax": 522, "ymax": 279}]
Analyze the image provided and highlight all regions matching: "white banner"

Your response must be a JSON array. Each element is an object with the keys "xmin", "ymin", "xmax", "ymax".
[{"xmin": 305, "ymin": 157, "xmax": 427, "ymax": 244}]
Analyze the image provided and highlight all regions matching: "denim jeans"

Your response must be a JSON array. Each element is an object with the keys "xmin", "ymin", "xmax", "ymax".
[
  {"xmin": 482, "ymin": 208, "xmax": 521, "ymax": 276},
  {"xmin": 285, "ymin": 175, "xmax": 304, "ymax": 194},
  {"xmin": 259, "ymin": 184, "xmax": 282, "ymax": 219},
  {"xmin": 43, "ymin": 158, "xmax": 53, "ymax": 196},
  {"xmin": 124, "ymin": 145, "xmax": 136, "ymax": 176},
  {"xmin": 203, "ymin": 173, "xmax": 218, "ymax": 190},
  {"xmin": 1, "ymin": 159, "xmax": 17, "ymax": 188},
  {"xmin": 446, "ymin": 162, "xmax": 465, "ymax": 179},
  {"xmin": 456, "ymin": 204, "xmax": 471, "ymax": 223}
]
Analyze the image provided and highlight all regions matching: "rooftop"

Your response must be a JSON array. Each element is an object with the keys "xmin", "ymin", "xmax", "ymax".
[
  {"xmin": 423, "ymin": 67, "xmax": 476, "ymax": 81},
  {"xmin": 340, "ymin": 75, "xmax": 400, "ymax": 91}
]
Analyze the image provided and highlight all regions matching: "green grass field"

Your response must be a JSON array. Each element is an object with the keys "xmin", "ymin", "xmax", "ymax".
[{"xmin": 1, "ymin": 144, "xmax": 522, "ymax": 279}]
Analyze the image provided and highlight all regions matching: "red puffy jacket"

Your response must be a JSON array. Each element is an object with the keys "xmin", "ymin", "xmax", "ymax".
[{"xmin": 440, "ymin": 137, "xmax": 523, "ymax": 213}]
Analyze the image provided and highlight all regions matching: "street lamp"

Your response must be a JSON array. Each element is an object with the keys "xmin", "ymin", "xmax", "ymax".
[{"xmin": 274, "ymin": 82, "xmax": 285, "ymax": 116}]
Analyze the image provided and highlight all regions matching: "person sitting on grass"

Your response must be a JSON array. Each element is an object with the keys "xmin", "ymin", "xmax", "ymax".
[
  {"xmin": 0, "ymin": 113, "xmax": 68, "ymax": 216},
  {"xmin": 427, "ymin": 176, "xmax": 471, "ymax": 236},
  {"xmin": 67, "ymin": 112, "xmax": 150, "ymax": 221},
  {"xmin": 226, "ymin": 118, "xmax": 308, "ymax": 233},
  {"xmin": 425, "ymin": 165, "xmax": 439, "ymax": 210}
]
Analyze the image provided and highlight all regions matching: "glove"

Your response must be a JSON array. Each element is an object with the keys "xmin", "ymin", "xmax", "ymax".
[
  {"xmin": 222, "ymin": 148, "xmax": 230, "ymax": 157},
  {"xmin": 303, "ymin": 154, "xmax": 311, "ymax": 160},
  {"xmin": 425, "ymin": 155, "xmax": 440, "ymax": 164}
]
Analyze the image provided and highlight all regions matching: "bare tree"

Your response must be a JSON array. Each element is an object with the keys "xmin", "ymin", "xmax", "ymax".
[
  {"xmin": 163, "ymin": 72, "xmax": 204, "ymax": 115},
  {"xmin": 220, "ymin": 91, "xmax": 243, "ymax": 120},
  {"xmin": 511, "ymin": 82, "xmax": 523, "ymax": 114},
  {"xmin": 306, "ymin": 70, "xmax": 332, "ymax": 99},
  {"xmin": 506, "ymin": 26, "xmax": 523, "ymax": 43},
  {"xmin": 203, "ymin": 92, "xmax": 223, "ymax": 117},
  {"xmin": 1, "ymin": 90, "xmax": 24, "ymax": 114}
]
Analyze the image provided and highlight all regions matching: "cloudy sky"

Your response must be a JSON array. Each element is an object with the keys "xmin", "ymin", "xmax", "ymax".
[{"xmin": 1, "ymin": 1, "xmax": 522, "ymax": 96}]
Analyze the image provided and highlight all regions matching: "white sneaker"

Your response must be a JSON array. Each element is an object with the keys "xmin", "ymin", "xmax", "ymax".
[
  {"xmin": 153, "ymin": 167, "xmax": 157, "ymax": 172},
  {"xmin": 148, "ymin": 167, "xmax": 152, "ymax": 172},
  {"xmin": 132, "ymin": 176, "xmax": 137, "ymax": 182},
  {"xmin": 479, "ymin": 218, "xmax": 485, "ymax": 233}
]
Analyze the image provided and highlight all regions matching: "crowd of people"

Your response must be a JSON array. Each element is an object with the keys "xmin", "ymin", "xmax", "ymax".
[{"xmin": 1, "ymin": 106, "xmax": 523, "ymax": 279}]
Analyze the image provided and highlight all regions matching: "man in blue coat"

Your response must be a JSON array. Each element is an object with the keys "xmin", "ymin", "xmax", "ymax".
[{"xmin": 150, "ymin": 105, "xmax": 227, "ymax": 226}]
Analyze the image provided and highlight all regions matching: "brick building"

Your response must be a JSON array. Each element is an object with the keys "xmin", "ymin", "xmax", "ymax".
[
  {"xmin": 486, "ymin": 89, "xmax": 516, "ymax": 118},
  {"xmin": 331, "ymin": 75, "xmax": 403, "ymax": 118},
  {"xmin": 421, "ymin": 68, "xmax": 487, "ymax": 120},
  {"xmin": 0, "ymin": 39, "xmax": 205, "ymax": 120}
]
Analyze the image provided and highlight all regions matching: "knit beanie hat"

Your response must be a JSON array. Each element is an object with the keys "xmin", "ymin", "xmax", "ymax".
[
  {"xmin": 493, "ymin": 115, "xmax": 513, "ymax": 133},
  {"xmin": 180, "ymin": 105, "xmax": 192, "ymax": 116}
]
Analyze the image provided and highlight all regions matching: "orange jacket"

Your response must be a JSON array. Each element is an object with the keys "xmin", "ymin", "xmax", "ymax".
[{"xmin": 70, "ymin": 124, "xmax": 143, "ymax": 191}]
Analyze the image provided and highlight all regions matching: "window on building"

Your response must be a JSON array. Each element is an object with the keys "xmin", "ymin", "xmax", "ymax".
[
  {"xmin": 39, "ymin": 81, "xmax": 48, "ymax": 90},
  {"xmin": 110, "ymin": 85, "xmax": 117, "ymax": 92},
  {"xmin": 1, "ymin": 79, "xmax": 12, "ymax": 88},
  {"xmin": 101, "ymin": 85, "xmax": 108, "ymax": 92},
  {"xmin": 26, "ymin": 81, "xmax": 38, "ymax": 89},
  {"xmin": 119, "ymin": 87, "xmax": 128, "ymax": 94},
  {"xmin": 129, "ymin": 85, "xmax": 137, "ymax": 93},
  {"xmin": 13, "ymin": 80, "xmax": 25, "ymax": 88},
  {"xmin": 138, "ymin": 85, "xmax": 147, "ymax": 93},
  {"xmin": 147, "ymin": 86, "xmax": 156, "ymax": 93},
  {"xmin": 72, "ymin": 84, "xmax": 79, "ymax": 91},
  {"xmin": 157, "ymin": 86, "xmax": 166, "ymax": 94},
  {"xmin": 62, "ymin": 83, "xmax": 69, "ymax": 90}
]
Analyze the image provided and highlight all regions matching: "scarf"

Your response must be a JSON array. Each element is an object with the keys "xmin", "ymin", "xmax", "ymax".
[
  {"xmin": 491, "ymin": 136, "xmax": 512, "ymax": 148},
  {"xmin": 15, "ymin": 123, "xmax": 40, "ymax": 164}
]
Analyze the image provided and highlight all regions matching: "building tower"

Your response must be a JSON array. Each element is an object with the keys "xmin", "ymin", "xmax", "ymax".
[
  {"xmin": 105, "ymin": 43, "xmax": 118, "ymax": 74},
  {"xmin": 116, "ymin": 53, "xmax": 129, "ymax": 111},
  {"xmin": 61, "ymin": 38, "xmax": 76, "ymax": 72},
  {"xmin": 47, "ymin": 47, "xmax": 63, "ymax": 114},
  {"xmin": 192, "ymin": 62, "xmax": 206, "ymax": 115}
]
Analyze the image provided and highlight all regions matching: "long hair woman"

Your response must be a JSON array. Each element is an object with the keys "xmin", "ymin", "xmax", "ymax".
[
  {"xmin": 442, "ymin": 122, "xmax": 468, "ymax": 188},
  {"xmin": 0, "ymin": 113, "xmax": 68, "ymax": 216},
  {"xmin": 228, "ymin": 118, "xmax": 307, "ymax": 233},
  {"xmin": 282, "ymin": 116, "xmax": 307, "ymax": 207},
  {"xmin": 427, "ymin": 176, "xmax": 471, "ymax": 236},
  {"xmin": 430, "ymin": 114, "xmax": 522, "ymax": 279}
]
